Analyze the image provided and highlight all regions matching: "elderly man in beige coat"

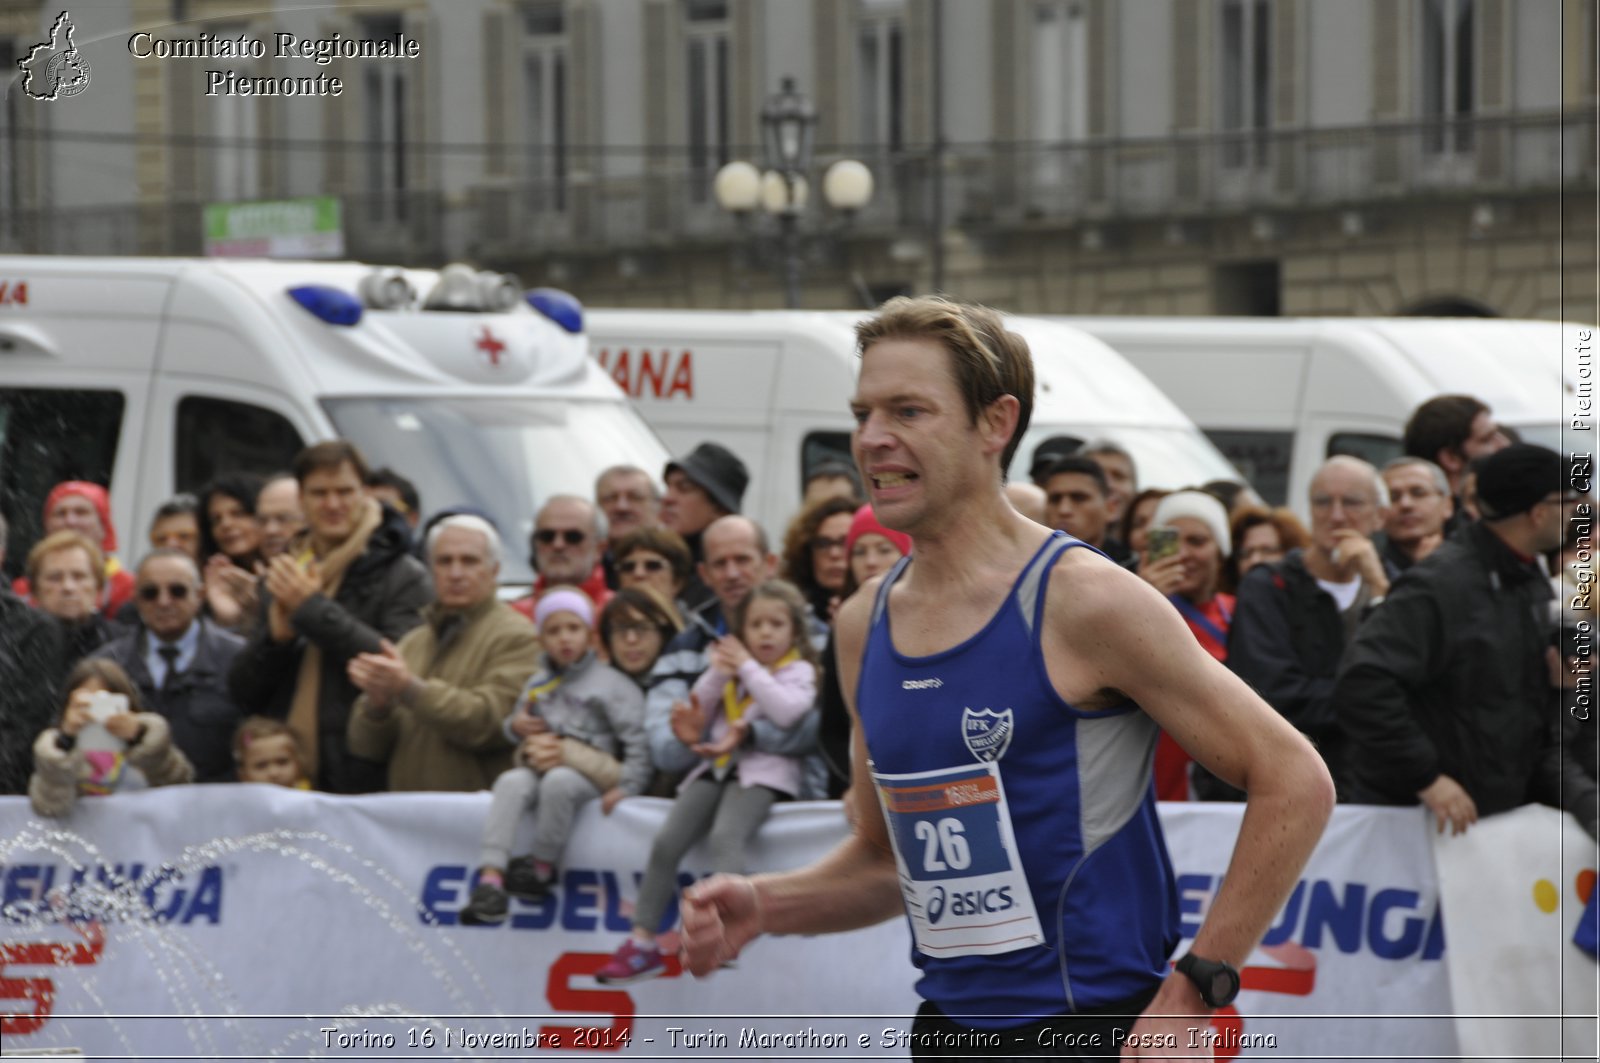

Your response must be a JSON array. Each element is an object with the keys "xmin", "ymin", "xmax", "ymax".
[{"xmin": 347, "ymin": 516, "xmax": 538, "ymax": 792}]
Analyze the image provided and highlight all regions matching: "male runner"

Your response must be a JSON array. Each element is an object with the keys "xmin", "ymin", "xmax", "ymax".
[{"xmin": 679, "ymin": 297, "xmax": 1334, "ymax": 1060}]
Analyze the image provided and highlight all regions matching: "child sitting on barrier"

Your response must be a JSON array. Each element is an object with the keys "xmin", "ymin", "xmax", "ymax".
[
  {"xmin": 598, "ymin": 587, "xmax": 682, "ymax": 688},
  {"xmin": 233, "ymin": 716, "xmax": 311, "ymax": 789},
  {"xmin": 459, "ymin": 589, "xmax": 650, "ymax": 926},
  {"xmin": 595, "ymin": 579, "xmax": 818, "ymax": 984},
  {"xmin": 30, "ymin": 659, "xmax": 194, "ymax": 817}
]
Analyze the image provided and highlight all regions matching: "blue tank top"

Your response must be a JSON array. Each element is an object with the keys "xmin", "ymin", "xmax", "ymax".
[{"xmin": 858, "ymin": 533, "xmax": 1178, "ymax": 1025}]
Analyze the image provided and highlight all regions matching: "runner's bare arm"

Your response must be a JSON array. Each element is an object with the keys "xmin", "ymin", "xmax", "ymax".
[
  {"xmin": 1048, "ymin": 555, "xmax": 1334, "ymax": 1029},
  {"xmin": 678, "ymin": 583, "xmax": 904, "ymax": 975}
]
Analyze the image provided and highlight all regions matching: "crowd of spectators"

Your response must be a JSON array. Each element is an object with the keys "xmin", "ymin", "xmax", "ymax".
[{"xmin": 0, "ymin": 389, "xmax": 1593, "ymax": 948}]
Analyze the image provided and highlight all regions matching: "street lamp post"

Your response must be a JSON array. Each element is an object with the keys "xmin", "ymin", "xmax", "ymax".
[{"xmin": 714, "ymin": 78, "xmax": 873, "ymax": 308}]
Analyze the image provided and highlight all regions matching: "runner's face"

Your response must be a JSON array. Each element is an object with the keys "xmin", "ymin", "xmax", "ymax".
[{"xmin": 852, "ymin": 338, "xmax": 995, "ymax": 537}]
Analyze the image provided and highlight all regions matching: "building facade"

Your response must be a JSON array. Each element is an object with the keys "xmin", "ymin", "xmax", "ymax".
[{"xmin": 2, "ymin": 0, "xmax": 1594, "ymax": 319}]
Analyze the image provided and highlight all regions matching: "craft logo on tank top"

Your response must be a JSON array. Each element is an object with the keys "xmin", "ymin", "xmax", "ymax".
[
  {"xmin": 901, "ymin": 677, "xmax": 943, "ymax": 690},
  {"xmin": 961, "ymin": 707, "xmax": 1014, "ymax": 762}
]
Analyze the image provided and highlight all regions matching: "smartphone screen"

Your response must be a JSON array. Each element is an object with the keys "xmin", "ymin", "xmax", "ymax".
[
  {"xmin": 86, "ymin": 691, "xmax": 131, "ymax": 722},
  {"xmin": 1147, "ymin": 527, "xmax": 1180, "ymax": 562}
]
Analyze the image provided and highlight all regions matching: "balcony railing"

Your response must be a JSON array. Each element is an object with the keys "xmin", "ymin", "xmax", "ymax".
[{"xmin": 8, "ymin": 108, "xmax": 1592, "ymax": 260}]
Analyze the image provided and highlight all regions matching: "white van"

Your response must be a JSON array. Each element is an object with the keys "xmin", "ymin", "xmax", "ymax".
[
  {"xmin": 588, "ymin": 309, "xmax": 1244, "ymax": 535},
  {"xmin": 0, "ymin": 256, "xmax": 667, "ymax": 586},
  {"xmin": 1070, "ymin": 317, "xmax": 1568, "ymax": 512}
]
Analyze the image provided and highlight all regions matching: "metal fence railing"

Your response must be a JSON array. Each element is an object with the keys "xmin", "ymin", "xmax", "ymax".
[{"xmin": 6, "ymin": 108, "xmax": 1591, "ymax": 261}]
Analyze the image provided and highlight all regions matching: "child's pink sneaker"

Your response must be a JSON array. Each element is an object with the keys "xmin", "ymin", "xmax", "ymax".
[{"xmin": 594, "ymin": 939, "xmax": 666, "ymax": 985}]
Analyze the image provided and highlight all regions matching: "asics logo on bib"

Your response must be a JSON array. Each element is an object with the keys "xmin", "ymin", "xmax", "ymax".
[
  {"xmin": 925, "ymin": 884, "xmax": 1015, "ymax": 925},
  {"xmin": 901, "ymin": 678, "xmax": 943, "ymax": 690}
]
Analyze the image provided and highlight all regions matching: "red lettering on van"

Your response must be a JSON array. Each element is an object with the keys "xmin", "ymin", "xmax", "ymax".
[
  {"xmin": 596, "ymin": 348, "xmax": 627, "ymax": 394},
  {"xmin": 638, "ymin": 350, "xmax": 667, "ymax": 398},
  {"xmin": 593, "ymin": 348, "xmax": 694, "ymax": 400},
  {"xmin": 0, "ymin": 281, "xmax": 27, "ymax": 306},
  {"xmin": 665, "ymin": 352, "xmax": 693, "ymax": 399}
]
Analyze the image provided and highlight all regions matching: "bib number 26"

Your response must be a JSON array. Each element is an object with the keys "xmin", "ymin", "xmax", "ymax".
[{"xmin": 914, "ymin": 818, "xmax": 971, "ymax": 872}]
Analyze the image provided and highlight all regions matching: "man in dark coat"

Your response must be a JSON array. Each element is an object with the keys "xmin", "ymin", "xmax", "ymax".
[
  {"xmin": 0, "ymin": 513, "xmax": 65, "ymax": 795},
  {"xmin": 1225, "ymin": 456, "xmax": 1396, "ymax": 795},
  {"xmin": 229, "ymin": 441, "xmax": 432, "ymax": 793},
  {"xmin": 93, "ymin": 549, "xmax": 246, "ymax": 781},
  {"xmin": 1335, "ymin": 444, "xmax": 1595, "ymax": 836}
]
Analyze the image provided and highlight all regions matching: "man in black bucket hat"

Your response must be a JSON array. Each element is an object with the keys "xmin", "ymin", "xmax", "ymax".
[
  {"xmin": 661, "ymin": 442, "xmax": 750, "ymax": 612},
  {"xmin": 1335, "ymin": 443, "xmax": 1597, "ymax": 838}
]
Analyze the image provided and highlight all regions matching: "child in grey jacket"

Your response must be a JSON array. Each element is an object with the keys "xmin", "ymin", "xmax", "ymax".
[{"xmin": 460, "ymin": 589, "xmax": 650, "ymax": 925}]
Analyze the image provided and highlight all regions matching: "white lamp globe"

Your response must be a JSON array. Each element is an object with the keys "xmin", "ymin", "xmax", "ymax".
[
  {"xmin": 713, "ymin": 160, "xmax": 762, "ymax": 213},
  {"xmin": 760, "ymin": 170, "xmax": 808, "ymax": 215},
  {"xmin": 823, "ymin": 159, "xmax": 874, "ymax": 211}
]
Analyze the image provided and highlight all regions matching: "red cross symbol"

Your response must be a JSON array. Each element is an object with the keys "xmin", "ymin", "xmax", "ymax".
[{"xmin": 475, "ymin": 326, "xmax": 507, "ymax": 367}]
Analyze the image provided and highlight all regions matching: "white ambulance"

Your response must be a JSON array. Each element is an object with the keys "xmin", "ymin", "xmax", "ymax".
[
  {"xmin": 0, "ymin": 256, "xmax": 667, "ymax": 586},
  {"xmin": 587, "ymin": 308, "xmax": 1244, "ymax": 535},
  {"xmin": 1070, "ymin": 316, "xmax": 1569, "ymax": 511}
]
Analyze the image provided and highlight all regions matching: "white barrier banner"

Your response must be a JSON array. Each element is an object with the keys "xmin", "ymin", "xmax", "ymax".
[
  {"xmin": 0, "ymin": 789, "xmax": 1590, "ymax": 1059},
  {"xmin": 1431, "ymin": 804, "xmax": 1599, "ymax": 1062}
]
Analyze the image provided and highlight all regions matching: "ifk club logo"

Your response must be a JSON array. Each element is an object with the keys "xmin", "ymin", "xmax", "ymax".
[
  {"xmin": 18, "ymin": 12, "xmax": 92, "ymax": 101},
  {"xmin": 961, "ymin": 707, "xmax": 1014, "ymax": 763}
]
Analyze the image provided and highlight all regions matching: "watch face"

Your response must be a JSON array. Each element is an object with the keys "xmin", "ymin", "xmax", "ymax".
[{"xmin": 1181, "ymin": 953, "xmax": 1240, "ymax": 1006}]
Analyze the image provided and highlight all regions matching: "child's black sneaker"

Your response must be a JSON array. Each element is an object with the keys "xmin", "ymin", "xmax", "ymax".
[
  {"xmin": 505, "ymin": 856, "xmax": 555, "ymax": 901},
  {"xmin": 458, "ymin": 882, "xmax": 509, "ymax": 925}
]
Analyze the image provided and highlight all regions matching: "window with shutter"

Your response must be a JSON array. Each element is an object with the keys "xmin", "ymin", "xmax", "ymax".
[
  {"xmin": 523, "ymin": 3, "xmax": 569, "ymax": 215},
  {"xmin": 685, "ymin": 0, "xmax": 731, "ymax": 206}
]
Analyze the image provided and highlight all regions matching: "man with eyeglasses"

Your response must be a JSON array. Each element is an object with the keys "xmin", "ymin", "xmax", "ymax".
[
  {"xmin": 1336, "ymin": 443, "xmax": 1596, "ymax": 839},
  {"xmin": 255, "ymin": 474, "xmax": 307, "ymax": 561},
  {"xmin": 1227, "ymin": 456, "xmax": 1399, "ymax": 795},
  {"xmin": 595, "ymin": 466, "xmax": 662, "ymax": 590},
  {"xmin": 1376, "ymin": 457, "xmax": 1455, "ymax": 573},
  {"xmin": 511, "ymin": 495, "xmax": 613, "ymax": 622},
  {"xmin": 91, "ymin": 548, "xmax": 247, "ymax": 781}
]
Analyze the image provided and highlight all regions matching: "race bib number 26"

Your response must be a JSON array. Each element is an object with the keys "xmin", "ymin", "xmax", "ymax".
[{"xmin": 874, "ymin": 762, "xmax": 1045, "ymax": 958}]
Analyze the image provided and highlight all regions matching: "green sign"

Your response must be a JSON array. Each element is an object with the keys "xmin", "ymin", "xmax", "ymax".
[{"xmin": 204, "ymin": 197, "xmax": 344, "ymax": 258}]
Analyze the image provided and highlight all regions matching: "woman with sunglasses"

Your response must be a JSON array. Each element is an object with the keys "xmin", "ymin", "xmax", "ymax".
[{"xmin": 611, "ymin": 528, "xmax": 694, "ymax": 628}]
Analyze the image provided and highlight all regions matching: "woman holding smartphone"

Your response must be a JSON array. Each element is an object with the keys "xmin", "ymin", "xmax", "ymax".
[{"xmin": 1138, "ymin": 490, "xmax": 1236, "ymax": 801}]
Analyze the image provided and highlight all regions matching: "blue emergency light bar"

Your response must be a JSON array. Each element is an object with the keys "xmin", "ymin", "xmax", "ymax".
[
  {"xmin": 526, "ymin": 288, "xmax": 584, "ymax": 334},
  {"xmin": 288, "ymin": 284, "xmax": 364, "ymax": 326}
]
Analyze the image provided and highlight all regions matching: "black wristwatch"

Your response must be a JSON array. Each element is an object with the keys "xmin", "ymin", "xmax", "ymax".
[{"xmin": 1175, "ymin": 951, "xmax": 1241, "ymax": 1008}]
